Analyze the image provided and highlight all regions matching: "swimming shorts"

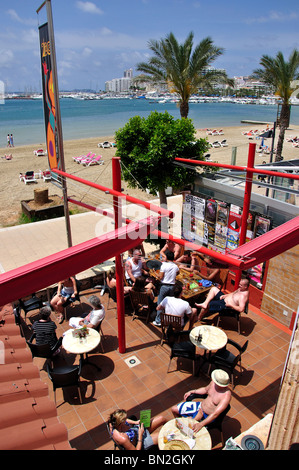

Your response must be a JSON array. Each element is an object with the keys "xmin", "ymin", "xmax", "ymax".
[
  {"xmin": 177, "ymin": 401, "xmax": 209, "ymax": 420},
  {"xmin": 208, "ymin": 290, "xmax": 227, "ymax": 314}
]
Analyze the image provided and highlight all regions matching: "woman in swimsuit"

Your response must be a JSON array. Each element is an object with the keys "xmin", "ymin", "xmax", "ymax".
[{"xmin": 108, "ymin": 409, "xmax": 166, "ymax": 450}]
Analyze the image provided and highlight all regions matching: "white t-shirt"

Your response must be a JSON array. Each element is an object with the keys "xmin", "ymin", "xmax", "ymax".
[
  {"xmin": 160, "ymin": 261, "xmax": 179, "ymax": 285},
  {"xmin": 160, "ymin": 296, "xmax": 192, "ymax": 325},
  {"xmin": 69, "ymin": 307, "xmax": 105, "ymax": 329}
]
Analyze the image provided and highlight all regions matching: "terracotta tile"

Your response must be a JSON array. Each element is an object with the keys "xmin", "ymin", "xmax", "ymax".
[{"xmin": 1, "ymin": 288, "xmax": 292, "ymax": 450}]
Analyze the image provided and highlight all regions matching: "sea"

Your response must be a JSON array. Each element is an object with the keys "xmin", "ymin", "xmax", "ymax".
[{"xmin": 1, "ymin": 97, "xmax": 299, "ymax": 148}]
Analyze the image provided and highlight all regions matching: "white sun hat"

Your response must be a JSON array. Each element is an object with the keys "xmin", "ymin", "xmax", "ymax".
[{"xmin": 211, "ymin": 369, "xmax": 230, "ymax": 387}]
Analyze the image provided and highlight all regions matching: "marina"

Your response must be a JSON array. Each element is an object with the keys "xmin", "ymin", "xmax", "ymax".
[{"xmin": 1, "ymin": 95, "xmax": 299, "ymax": 148}]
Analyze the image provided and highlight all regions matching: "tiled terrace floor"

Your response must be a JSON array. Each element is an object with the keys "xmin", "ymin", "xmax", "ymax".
[{"xmin": 22, "ymin": 288, "xmax": 291, "ymax": 451}]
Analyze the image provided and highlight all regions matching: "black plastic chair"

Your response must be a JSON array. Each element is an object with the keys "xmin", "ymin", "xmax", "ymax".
[
  {"xmin": 26, "ymin": 333, "xmax": 62, "ymax": 363},
  {"xmin": 166, "ymin": 327, "xmax": 198, "ymax": 375},
  {"xmin": 47, "ymin": 359, "xmax": 83, "ymax": 406},
  {"xmin": 186, "ymin": 393, "xmax": 230, "ymax": 446},
  {"xmin": 107, "ymin": 285, "xmax": 117, "ymax": 310},
  {"xmin": 18, "ymin": 294, "xmax": 43, "ymax": 320},
  {"xmin": 160, "ymin": 313, "xmax": 183, "ymax": 346},
  {"xmin": 129, "ymin": 290, "xmax": 153, "ymax": 323},
  {"xmin": 94, "ymin": 319, "xmax": 105, "ymax": 353},
  {"xmin": 216, "ymin": 302, "xmax": 248, "ymax": 334},
  {"xmin": 106, "ymin": 422, "xmax": 125, "ymax": 450},
  {"xmin": 207, "ymin": 338, "xmax": 249, "ymax": 389},
  {"xmin": 13, "ymin": 306, "xmax": 24, "ymax": 336}
]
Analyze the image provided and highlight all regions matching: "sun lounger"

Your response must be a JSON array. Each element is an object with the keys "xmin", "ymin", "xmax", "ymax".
[
  {"xmin": 82, "ymin": 155, "xmax": 104, "ymax": 166},
  {"xmin": 210, "ymin": 141, "xmax": 221, "ymax": 148},
  {"xmin": 19, "ymin": 171, "xmax": 38, "ymax": 184},
  {"xmin": 33, "ymin": 149, "xmax": 47, "ymax": 156},
  {"xmin": 40, "ymin": 170, "xmax": 52, "ymax": 181},
  {"xmin": 73, "ymin": 152, "xmax": 94, "ymax": 163}
]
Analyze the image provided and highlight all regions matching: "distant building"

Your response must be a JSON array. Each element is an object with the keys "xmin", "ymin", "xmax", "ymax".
[
  {"xmin": 234, "ymin": 76, "xmax": 270, "ymax": 93},
  {"xmin": 105, "ymin": 69, "xmax": 133, "ymax": 93}
]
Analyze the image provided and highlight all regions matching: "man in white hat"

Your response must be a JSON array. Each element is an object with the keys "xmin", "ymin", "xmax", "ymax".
[{"xmin": 171, "ymin": 369, "xmax": 231, "ymax": 433}]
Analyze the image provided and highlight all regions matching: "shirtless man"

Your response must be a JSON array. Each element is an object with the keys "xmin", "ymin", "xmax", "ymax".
[
  {"xmin": 195, "ymin": 277, "xmax": 249, "ymax": 322},
  {"xmin": 171, "ymin": 369, "xmax": 231, "ymax": 433},
  {"xmin": 160, "ymin": 239, "xmax": 182, "ymax": 262}
]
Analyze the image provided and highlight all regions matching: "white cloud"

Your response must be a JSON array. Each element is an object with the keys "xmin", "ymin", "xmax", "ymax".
[
  {"xmin": 245, "ymin": 10, "xmax": 298, "ymax": 24},
  {"xmin": 0, "ymin": 49, "xmax": 14, "ymax": 67},
  {"xmin": 76, "ymin": 2, "xmax": 103, "ymax": 15},
  {"xmin": 6, "ymin": 9, "xmax": 36, "ymax": 26}
]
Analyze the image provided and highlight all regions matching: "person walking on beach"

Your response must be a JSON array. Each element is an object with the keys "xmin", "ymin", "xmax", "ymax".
[
  {"xmin": 10, "ymin": 134, "xmax": 14, "ymax": 147},
  {"xmin": 7, "ymin": 134, "xmax": 10, "ymax": 147}
]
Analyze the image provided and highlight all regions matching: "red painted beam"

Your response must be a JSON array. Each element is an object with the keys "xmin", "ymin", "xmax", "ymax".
[
  {"xmin": 0, "ymin": 216, "xmax": 160, "ymax": 306},
  {"xmin": 175, "ymin": 157, "xmax": 299, "ymax": 180},
  {"xmin": 230, "ymin": 215, "xmax": 299, "ymax": 270}
]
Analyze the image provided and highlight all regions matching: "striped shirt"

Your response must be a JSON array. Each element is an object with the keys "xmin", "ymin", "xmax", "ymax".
[{"xmin": 32, "ymin": 320, "xmax": 58, "ymax": 348}]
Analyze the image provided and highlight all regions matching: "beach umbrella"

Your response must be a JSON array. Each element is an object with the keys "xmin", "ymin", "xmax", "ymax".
[{"xmin": 259, "ymin": 130, "xmax": 273, "ymax": 138}]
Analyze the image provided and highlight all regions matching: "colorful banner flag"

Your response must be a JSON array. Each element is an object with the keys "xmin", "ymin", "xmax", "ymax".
[{"xmin": 39, "ymin": 22, "xmax": 59, "ymax": 170}]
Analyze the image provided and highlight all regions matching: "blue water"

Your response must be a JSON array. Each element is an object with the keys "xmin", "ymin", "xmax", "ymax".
[{"xmin": 1, "ymin": 97, "xmax": 299, "ymax": 147}]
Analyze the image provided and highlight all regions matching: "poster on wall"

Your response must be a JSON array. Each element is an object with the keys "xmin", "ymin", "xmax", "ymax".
[
  {"xmin": 181, "ymin": 193, "xmax": 195, "ymax": 241},
  {"xmin": 253, "ymin": 215, "xmax": 271, "ymax": 237},
  {"xmin": 214, "ymin": 201, "xmax": 230, "ymax": 249},
  {"xmin": 226, "ymin": 205, "xmax": 242, "ymax": 251},
  {"xmin": 195, "ymin": 219, "xmax": 208, "ymax": 245},
  {"xmin": 193, "ymin": 196, "xmax": 206, "ymax": 243}
]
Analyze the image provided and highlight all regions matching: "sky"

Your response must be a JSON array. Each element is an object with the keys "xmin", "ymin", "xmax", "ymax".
[{"xmin": 0, "ymin": 0, "xmax": 298, "ymax": 92}]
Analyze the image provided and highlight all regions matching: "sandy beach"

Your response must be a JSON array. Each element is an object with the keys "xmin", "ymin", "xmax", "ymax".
[{"xmin": 1, "ymin": 124, "xmax": 298, "ymax": 228}]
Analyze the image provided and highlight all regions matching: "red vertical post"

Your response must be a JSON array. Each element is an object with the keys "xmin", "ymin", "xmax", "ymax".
[
  {"xmin": 112, "ymin": 157, "xmax": 126, "ymax": 353},
  {"xmin": 235, "ymin": 142, "xmax": 256, "ymax": 287}
]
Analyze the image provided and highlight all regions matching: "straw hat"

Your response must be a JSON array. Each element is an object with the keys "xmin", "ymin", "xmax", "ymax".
[{"xmin": 211, "ymin": 369, "xmax": 230, "ymax": 387}]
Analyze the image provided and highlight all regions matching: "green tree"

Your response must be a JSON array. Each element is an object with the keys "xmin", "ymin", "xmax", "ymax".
[
  {"xmin": 252, "ymin": 50, "xmax": 299, "ymax": 161},
  {"xmin": 136, "ymin": 32, "xmax": 233, "ymax": 118},
  {"xmin": 115, "ymin": 111, "xmax": 210, "ymax": 208}
]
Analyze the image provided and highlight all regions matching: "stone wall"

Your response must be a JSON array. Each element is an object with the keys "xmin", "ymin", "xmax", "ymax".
[{"xmin": 261, "ymin": 245, "xmax": 299, "ymax": 328}]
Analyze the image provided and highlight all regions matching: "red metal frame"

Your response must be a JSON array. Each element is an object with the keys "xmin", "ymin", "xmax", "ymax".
[{"xmin": 1, "ymin": 146, "xmax": 298, "ymax": 352}]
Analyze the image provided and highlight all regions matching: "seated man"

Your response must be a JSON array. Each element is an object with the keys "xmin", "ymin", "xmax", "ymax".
[
  {"xmin": 175, "ymin": 250, "xmax": 192, "ymax": 269},
  {"xmin": 157, "ymin": 284, "xmax": 197, "ymax": 328},
  {"xmin": 125, "ymin": 249, "xmax": 148, "ymax": 285},
  {"xmin": 195, "ymin": 277, "xmax": 249, "ymax": 322},
  {"xmin": 69, "ymin": 295, "xmax": 105, "ymax": 329},
  {"xmin": 171, "ymin": 369, "xmax": 231, "ymax": 433}
]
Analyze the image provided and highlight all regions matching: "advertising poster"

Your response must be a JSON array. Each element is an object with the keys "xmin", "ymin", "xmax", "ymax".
[
  {"xmin": 226, "ymin": 206, "xmax": 242, "ymax": 251},
  {"xmin": 214, "ymin": 201, "xmax": 229, "ymax": 249},
  {"xmin": 181, "ymin": 193, "xmax": 195, "ymax": 241},
  {"xmin": 254, "ymin": 215, "xmax": 271, "ymax": 237}
]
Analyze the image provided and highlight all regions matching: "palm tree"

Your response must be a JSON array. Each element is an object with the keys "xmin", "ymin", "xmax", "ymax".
[
  {"xmin": 252, "ymin": 50, "xmax": 299, "ymax": 161},
  {"xmin": 136, "ymin": 32, "xmax": 233, "ymax": 118}
]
